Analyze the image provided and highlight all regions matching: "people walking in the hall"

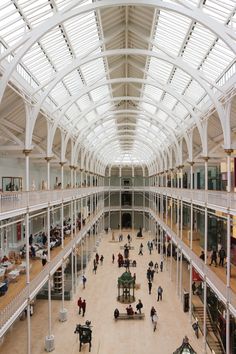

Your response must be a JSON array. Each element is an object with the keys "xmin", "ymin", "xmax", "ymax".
[
  {"xmin": 100, "ymin": 255, "xmax": 104, "ymax": 265},
  {"xmin": 210, "ymin": 249, "xmax": 217, "ymax": 267},
  {"xmin": 150, "ymin": 306, "xmax": 156, "ymax": 321},
  {"xmin": 77, "ymin": 297, "xmax": 82, "ymax": 314},
  {"xmin": 136, "ymin": 299, "xmax": 143, "ymax": 314},
  {"xmin": 218, "ymin": 247, "xmax": 226, "ymax": 267},
  {"xmin": 160, "ymin": 260, "xmax": 163, "ymax": 272},
  {"xmin": 41, "ymin": 251, "xmax": 47, "ymax": 266},
  {"xmin": 95, "ymin": 253, "xmax": 99, "ymax": 264},
  {"xmin": 199, "ymin": 250, "xmax": 205, "ymax": 261},
  {"xmin": 152, "ymin": 312, "xmax": 158, "ymax": 332},
  {"xmin": 157, "ymin": 286, "xmax": 163, "ymax": 301},
  {"xmin": 82, "ymin": 275, "xmax": 87, "ymax": 288},
  {"xmin": 112, "ymin": 254, "xmax": 115, "ymax": 263},
  {"xmin": 154, "ymin": 262, "xmax": 159, "ymax": 273},
  {"xmin": 81, "ymin": 299, "xmax": 86, "ymax": 317},
  {"xmin": 147, "ymin": 267, "xmax": 152, "ymax": 282},
  {"xmin": 93, "ymin": 262, "xmax": 97, "ymax": 274},
  {"xmin": 138, "ymin": 243, "xmax": 143, "ymax": 255},
  {"xmin": 148, "ymin": 280, "xmax": 152, "ymax": 294}
]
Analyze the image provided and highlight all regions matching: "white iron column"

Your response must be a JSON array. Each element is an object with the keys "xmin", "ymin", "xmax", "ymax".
[{"xmin": 226, "ymin": 212, "xmax": 231, "ymax": 354}]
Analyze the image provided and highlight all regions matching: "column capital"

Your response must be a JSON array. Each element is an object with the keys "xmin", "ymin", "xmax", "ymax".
[
  {"xmin": 80, "ymin": 168, "xmax": 83, "ymax": 172},
  {"xmin": 23, "ymin": 149, "xmax": 32, "ymax": 156},
  {"xmin": 170, "ymin": 168, "xmax": 174, "ymax": 172},
  {"xmin": 73, "ymin": 166, "xmax": 78, "ymax": 170},
  {"xmin": 224, "ymin": 149, "xmax": 233, "ymax": 155},
  {"xmin": 165, "ymin": 170, "xmax": 169, "ymax": 173},
  {"xmin": 69, "ymin": 165, "xmax": 74, "ymax": 170},
  {"xmin": 188, "ymin": 161, "xmax": 195, "ymax": 166},
  {"xmin": 59, "ymin": 161, "xmax": 66, "ymax": 166},
  {"xmin": 202, "ymin": 156, "xmax": 209, "ymax": 162},
  {"xmin": 45, "ymin": 156, "xmax": 54, "ymax": 162},
  {"xmin": 178, "ymin": 165, "xmax": 184, "ymax": 169}
]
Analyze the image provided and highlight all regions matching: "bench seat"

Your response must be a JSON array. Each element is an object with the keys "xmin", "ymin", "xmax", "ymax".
[{"xmin": 114, "ymin": 313, "xmax": 145, "ymax": 320}]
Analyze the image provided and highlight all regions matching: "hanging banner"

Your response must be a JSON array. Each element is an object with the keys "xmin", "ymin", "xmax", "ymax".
[{"xmin": 17, "ymin": 222, "xmax": 21, "ymax": 241}]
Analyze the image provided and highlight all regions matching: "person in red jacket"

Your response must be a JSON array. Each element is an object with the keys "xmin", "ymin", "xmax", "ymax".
[{"xmin": 77, "ymin": 297, "xmax": 82, "ymax": 315}]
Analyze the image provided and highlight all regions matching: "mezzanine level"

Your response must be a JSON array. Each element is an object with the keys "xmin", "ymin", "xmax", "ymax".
[
  {"xmin": 0, "ymin": 210, "xmax": 103, "ymax": 338},
  {"xmin": 1, "ymin": 186, "xmax": 236, "ymax": 220}
]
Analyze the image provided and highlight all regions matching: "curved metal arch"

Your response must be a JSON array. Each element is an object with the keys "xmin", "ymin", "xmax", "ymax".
[
  {"xmin": 88, "ymin": 135, "xmax": 161, "ymax": 162},
  {"xmin": 77, "ymin": 107, "xmax": 180, "ymax": 156},
  {"xmin": 0, "ymin": 0, "xmax": 235, "ymax": 102},
  {"xmin": 85, "ymin": 125, "xmax": 162, "ymax": 152},
  {"xmin": 30, "ymin": 48, "xmax": 221, "ymax": 137},
  {"xmin": 69, "ymin": 96, "xmax": 188, "ymax": 130},
  {"xmin": 73, "ymin": 108, "xmax": 181, "ymax": 167},
  {"xmin": 49, "ymin": 78, "xmax": 204, "ymax": 150}
]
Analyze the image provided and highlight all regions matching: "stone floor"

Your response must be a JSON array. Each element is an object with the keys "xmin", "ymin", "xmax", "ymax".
[{"xmin": 0, "ymin": 230, "xmax": 211, "ymax": 354}]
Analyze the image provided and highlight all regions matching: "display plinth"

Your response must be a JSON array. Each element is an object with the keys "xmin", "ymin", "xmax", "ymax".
[
  {"xmin": 45, "ymin": 335, "xmax": 55, "ymax": 352},
  {"xmin": 59, "ymin": 308, "xmax": 68, "ymax": 322}
]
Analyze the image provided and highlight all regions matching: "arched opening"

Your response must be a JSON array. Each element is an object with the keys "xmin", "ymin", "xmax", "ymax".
[{"xmin": 122, "ymin": 213, "xmax": 132, "ymax": 229}]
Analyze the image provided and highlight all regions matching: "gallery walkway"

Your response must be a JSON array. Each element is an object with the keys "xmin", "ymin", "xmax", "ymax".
[{"xmin": 0, "ymin": 230, "xmax": 210, "ymax": 354}]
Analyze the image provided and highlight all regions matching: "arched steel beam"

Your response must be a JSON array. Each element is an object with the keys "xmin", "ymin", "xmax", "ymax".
[
  {"xmin": 75, "ymin": 107, "xmax": 179, "ymax": 154},
  {"xmin": 27, "ymin": 49, "xmax": 222, "ymax": 141},
  {"xmin": 48, "ymin": 78, "xmax": 204, "ymax": 148},
  {"xmin": 86, "ymin": 134, "xmax": 163, "ymax": 163},
  {"xmin": 69, "ymin": 96, "xmax": 188, "ymax": 130}
]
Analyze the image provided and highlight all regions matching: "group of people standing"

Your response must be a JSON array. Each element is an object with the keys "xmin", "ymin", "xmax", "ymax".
[{"xmin": 93, "ymin": 253, "xmax": 104, "ymax": 273}]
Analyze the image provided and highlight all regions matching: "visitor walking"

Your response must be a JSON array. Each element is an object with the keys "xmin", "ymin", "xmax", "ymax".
[
  {"xmin": 138, "ymin": 243, "xmax": 143, "ymax": 255},
  {"xmin": 148, "ymin": 281, "xmax": 152, "ymax": 295},
  {"xmin": 82, "ymin": 275, "xmax": 87, "ymax": 289},
  {"xmin": 150, "ymin": 306, "xmax": 156, "ymax": 321},
  {"xmin": 81, "ymin": 299, "xmax": 86, "ymax": 317},
  {"xmin": 41, "ymin": 251, "xmax": 47, "ymax": 266},
  {"xmin": 210, "ymin": 249, "xmax": 217, "ymax": 267},
  {"xmin": 157, "ymin": 286, "xmax": 163, "ymax": 301},
  {"xmin": 100, "ymin": 255, "xmax": 104, "ymax": 265},
  {"xmin": 112, "ymin": 254, "xmax": 115, "ymax": 263},
  {"xmin": 136, "ymin": 299, "xmax": 143, "ymax": 314},
  {"xmin": 160, "ymin": 260, "xmax": 163, "ymax": 272},
  {"xmin": 77, "ymin": 297, "xmax": 82, "ymax": 314},
  {"xmin": 218, "ymin": 247, "xmax": 226, "ymax": 267},
  {"xmin": 152, "ymin": 312, "xmax": 158, "ymax": 332}
]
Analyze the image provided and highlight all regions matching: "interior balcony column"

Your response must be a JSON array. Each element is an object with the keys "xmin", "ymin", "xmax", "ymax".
[
  {"xmin": 203, "ymin": 276, "xmax": 207, "ymax": 354},
  {"xmin": 143, "ymin": 173, "xmax": 145, "ymax": 228},
  {"xmin": 176, "ymin": 167, "xmax": 180, "ymax": 238},
  {"xmin": 189, "ymin": 261, "xmax": 193, "ymax": 322},
  {"xmin": 170, "ymin": 235, "xmax": 173, "ymax": 281},
  {"xmin": 225, "ymin": 149, "xmax": 233, "ymax": 193},
  {"xmin": 179, "ymin": 248, "xmax": 183, "ymax": 297},
  {"xmin": 24, "ymin": 209, "xmax": 31, "ymax": 354},
  {"xmin": 80, "ymin": 238, "xmax": 84, "ymax": 276},
  {"xmin": 70, "ymin": 198, "xmax": 74, "ymax": 295},
  {"xmin": 74, "ymin": 166, "xmax": 77, "ymax": 188},
  {"xmin": 176, "ymin": 245, "xmax": 179, "ymax": 295},
  {"xmin": 59, "ymin": 162, "xmax": 66, "ymax": 189},
  {"xmin": 226, "ymin": 212, "xmax": 231, "ymax": 354},
  {"xmin": 108, "ymin": 173, "xmax": 111, "ymax": 230},
  {"xmin": 202, "ymin": 156, "xmax": 209, "ymax": 191},
  {"xmin": 80, "ymin": 169, "xmax": 83, "ymax": 188},
  {"xmin": 189, "ymin": 161, "xmax": 195, "ymax": 190},
  {"xmin": 69, "ymin": 165, "xmax": 74, "ymax": 188},
  {"xmin": 165, "ymin": 171, "xmax": 168, "ymax": 224},
  {"xmin": 59, "ymin": 260, "xmax": 67, "ymax": 322},
  {"xmin": 132, "ymin": 166, "xmax": 134, "ymax": 232},
  {"xmin": 45, "ymin": 156, "xmax": 53, "ymax": 190},
  {"xmin": 180, "ymin": 165, "xmax": 184, "ymax": 240},
  {"xmin": 23, "ymin": 149, "xmax": 32, "ymax": 192},
  {"xmin": 45, "ymin": 205, "xmax": 54, "ymax": 352}
]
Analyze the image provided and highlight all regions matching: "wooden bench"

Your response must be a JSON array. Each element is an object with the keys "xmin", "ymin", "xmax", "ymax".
[{"xmin": 114, "ymin": 313, "xmax": 145, "ymax": 320}]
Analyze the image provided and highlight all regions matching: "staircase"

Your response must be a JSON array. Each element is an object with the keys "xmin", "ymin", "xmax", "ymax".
[{"xmin": 194, "ymin": 306, "xmax": 225, "ymax": 354}]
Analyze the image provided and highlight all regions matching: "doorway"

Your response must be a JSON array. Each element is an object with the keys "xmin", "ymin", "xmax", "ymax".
[{"xmin": 122, "ymin": 213, "xmax": 132, "ymax": 228}]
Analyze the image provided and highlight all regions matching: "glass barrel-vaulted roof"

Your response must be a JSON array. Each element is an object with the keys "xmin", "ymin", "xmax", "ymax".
[{"xmin": 0, "ymin": 0, "xmax": 236, "ymax": 167}]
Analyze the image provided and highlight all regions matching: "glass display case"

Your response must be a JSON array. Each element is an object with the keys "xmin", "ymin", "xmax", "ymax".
[{"xmin": 2, "ymin": 177, "xmax": 22, "ymax": 192}]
